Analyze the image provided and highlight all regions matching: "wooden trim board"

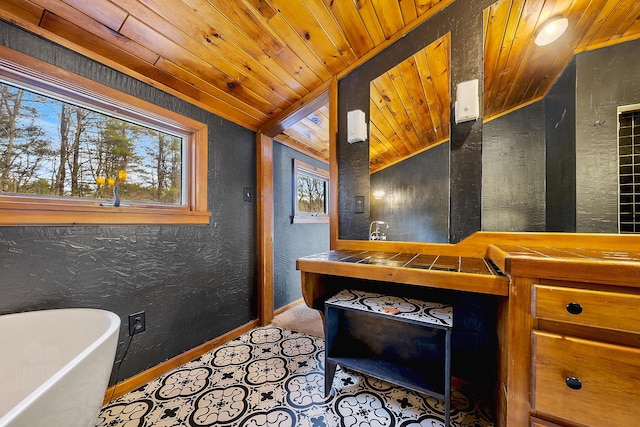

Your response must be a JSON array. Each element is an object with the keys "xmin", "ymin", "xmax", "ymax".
[
  {"xmin": 274, "ymin": 298, "xmax": 304, "ymax": 317},
  {"xmin": 257, "ymin": 133, "xmax": 275, "ymax": 326}
]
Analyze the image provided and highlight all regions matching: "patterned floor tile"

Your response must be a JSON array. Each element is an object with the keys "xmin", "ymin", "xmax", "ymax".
[{"xmin": 97, "ymin": 325, "xmax": 493, "ymax": 427}]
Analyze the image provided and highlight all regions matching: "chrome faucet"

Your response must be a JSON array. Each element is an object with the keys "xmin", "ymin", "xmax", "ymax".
[{"xmin": 369, "ymin": 221, "xmax": 389, "ymax": 241}]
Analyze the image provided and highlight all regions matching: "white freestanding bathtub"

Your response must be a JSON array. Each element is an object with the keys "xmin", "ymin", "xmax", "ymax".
[{"xmin": 0, "ymin": 308, "xmax": 120, "ymax": 427}]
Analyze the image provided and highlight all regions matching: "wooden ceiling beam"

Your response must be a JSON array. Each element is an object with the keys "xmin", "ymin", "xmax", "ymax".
[{"xmin": 259, "ymin": 80, "xmax": 330, "ymax": 138}]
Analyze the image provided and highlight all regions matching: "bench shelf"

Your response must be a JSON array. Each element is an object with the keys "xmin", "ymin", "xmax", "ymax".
[{"xmin": 325, "ymin": 289, "xmax": 453, "ymax": 425}]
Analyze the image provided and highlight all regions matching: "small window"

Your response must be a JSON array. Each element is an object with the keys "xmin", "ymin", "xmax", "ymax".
[
  {"xmin": 618, "ymin": 106, "xmax": 640, "ymax": 234},
  {"xmin": 0, "ymin": 48, "xmax": 209, "ymax": 225},
  {"xmin": 292, "ymin": 159, "xmax": 329, "ymax": 224}
]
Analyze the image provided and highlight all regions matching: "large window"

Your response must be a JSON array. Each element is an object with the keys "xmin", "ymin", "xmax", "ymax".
[
  {"xmin": 0, "ymin": 47, "xmax": 209, "ymax": 225},
  {"xmin": 1, "ymin": 82, "xmax": 184, "ymax": 205}
]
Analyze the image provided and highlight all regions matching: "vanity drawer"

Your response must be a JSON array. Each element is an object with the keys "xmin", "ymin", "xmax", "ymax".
[
  {"xmin": 533, "ymin": 331, "xmax": 640, "ymax": 426},
  {"xmin": 530, "ymin": 417, "xmax": 562, "ymax": 427},
  {"xmin": 533, "ymin": 284, "xmax": 640, "ymax": 334}
]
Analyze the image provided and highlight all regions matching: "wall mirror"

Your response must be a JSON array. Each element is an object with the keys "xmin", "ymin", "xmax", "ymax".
[
  {"xmin": 482, "ymin": 0, "xmax": 640, "ymax": 235},
  {"xmin": 366, "ymin": 34, "xmax": 451, "ymax": 243},
  {"xmin": 338, "ymin": 0, "xmax": 640, "ymax": 244}
]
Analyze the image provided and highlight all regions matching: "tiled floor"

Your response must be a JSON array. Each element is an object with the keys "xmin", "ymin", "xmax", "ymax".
[{"xmin": 97, "ymin": 325, "xmax": 493, "ymax": 427}]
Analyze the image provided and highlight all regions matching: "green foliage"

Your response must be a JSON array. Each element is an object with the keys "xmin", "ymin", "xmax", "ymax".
[
  {"xmin": 297, "ymin": 174, "xmax": 326, "ymax": 214},
  {"xmin": 0, "ymin": 81, "xmax": 183, "ymax": 205}
]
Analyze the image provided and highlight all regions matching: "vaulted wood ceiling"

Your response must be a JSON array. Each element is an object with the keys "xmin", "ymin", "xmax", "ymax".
[
  {"xmin": 0, "ymin": 0, "xmax": 452, "ymax": 133},
  {"xmin": 369, "ymin": 34, "xmax": 450, "ymax": 173},
  {"xmin": 370, "ymin": 0, "xmax": 640, "ymax": 172},
  {"xmin": 1, "ymin": 0, "xmax": 639, "ymax": 167},
  {"xmin": 275, "ymin": 104, "xmax": 330, "ymax": 160}
]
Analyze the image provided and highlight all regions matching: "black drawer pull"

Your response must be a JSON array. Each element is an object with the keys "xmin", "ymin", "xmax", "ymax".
[
  {"xmin": 566, "ymin": 377, "xmax": 582, "ymax": 390},
  {"xmin": 566, "ymin": 302, "xmax": 583, "ymax": 315}
]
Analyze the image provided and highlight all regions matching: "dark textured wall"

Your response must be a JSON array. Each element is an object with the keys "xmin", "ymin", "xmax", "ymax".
[
  {"xmin": 338, "ymin": 0, "xmax": 492, "ymax": 243},
  {"xmin": 336, "ymin": 94, "xmax": 371, "ymax": 239},
  {"xmin": 545, "ymin": 59, "xmax": 577, "ymax": 232},
  {"xmin": 0, "ymin": 21, "xmax": 257, "ymax": 384},
  {"xmin": 482, "ymin": 101, "xmax": 546, "ymax": 232},
  {"xmin": 447, "ymin": 0, "xmax": 486, "ymax": 243},
  {"xmin": 370, "ymin": 143, "xmax": 450, "ymax": 243},
  {"xmin": 575, "ymin": 39, "xmax": 640, "ymax": 233},
  {"xmin": 272, "ymin": 142, "xmax": 329, "ymax": 309}
]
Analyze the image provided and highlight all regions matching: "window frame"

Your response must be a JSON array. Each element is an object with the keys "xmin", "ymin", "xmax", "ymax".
[
  {"xmin": 618, "ymin": 104, "xmax": 640, "ymax": 234},
  {"xmin": 0, "ymin": 46, "xmax": 210, "ymax": 226},
  {"xmin": 292, "ymin": 159, "xmax": 329, "ymax": 224}
]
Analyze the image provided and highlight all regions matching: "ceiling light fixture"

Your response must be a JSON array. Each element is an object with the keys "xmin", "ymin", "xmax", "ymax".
[{"xmin": 535, "ymin": 16, "xmax": 568, "ymax": 46}]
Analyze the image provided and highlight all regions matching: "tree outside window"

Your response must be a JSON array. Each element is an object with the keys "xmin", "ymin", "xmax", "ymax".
[
  {"xmin": 0, "ymin": 82, "xmax": 183, "ymax": 206},
  {"xmin": 292, "ymin": 159, "xmax": 329, "ymax": 224},
  {"xmin": 0, "ymin": 48, "xmax": 209, "ymax": 226}
]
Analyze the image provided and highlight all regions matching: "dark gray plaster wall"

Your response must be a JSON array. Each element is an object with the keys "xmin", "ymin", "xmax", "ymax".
[
  {"xmin": 482, "ymin": 101, "xmax": 546, "ymax": 232},
  {"xmin": 0, "ymin": 21, "xmax": 257, "ymax": 384},
  {"xmin": 370, "ymin": 142, "xmax": 450, "ymax": 243},
  {"xmin": 272, "ymin": 142, "xmax": 329, "ymax": 309},
  {"xmin": 545, "ymin": 58, "xmax": 577, "ymax": 232},
  {"xmin": 575, "ymin": 38, "xmax": 640, "ymax": 233},
  {"xmin": 337, "ymin": 0, "xmax": 493, "ymax": 243},
  {"xmin": 447, "ymin": 0, "xmax": 486, "ymax": 243},
  {"xmin": 337, "ymin": 74, "xmax": 371, "ymax": 240}
]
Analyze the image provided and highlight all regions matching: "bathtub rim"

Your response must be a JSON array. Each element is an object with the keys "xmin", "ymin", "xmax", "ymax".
[{"xmin": 0, "ymin": 308, "xmax": 121, "ymax": 425}]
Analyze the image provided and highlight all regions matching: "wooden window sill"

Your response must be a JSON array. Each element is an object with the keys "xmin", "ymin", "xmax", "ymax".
[
  {"xmin": 0, "ymin": 199, "xmax": 211, "ymax": 225},
  {"xmin": 292, "ymin": 215, "xmax": 329, "ymax": 224}
]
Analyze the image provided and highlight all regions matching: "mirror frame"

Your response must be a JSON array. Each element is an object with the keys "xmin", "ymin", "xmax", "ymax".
[{"xmin": 328, "ymin": 79, "xmax": 493, "ymax": 257}]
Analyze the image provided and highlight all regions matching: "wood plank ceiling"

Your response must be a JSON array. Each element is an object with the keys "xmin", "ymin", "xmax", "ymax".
[
  {"xmin": 1, "ymin": 0, "xmax": 639, "ymax": 168},
  {"xmin": 0, "ymin": 0, "xmax": 452, "ymax": 138},
  {"xmin": 369, "ymin": 34, "xmax": 450, "ymax": 173},
  {"xmin": 484, "ymin": 0, "xmax": 640, "ymax": 121}
]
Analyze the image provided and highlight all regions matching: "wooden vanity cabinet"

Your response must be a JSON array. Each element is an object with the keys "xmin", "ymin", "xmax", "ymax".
[
  {"xmin": 299, "ymin": 238, "xmax": 640, "ymax": 427},
  {"xmin": 531, "ymin": 282, "xmax": 640, "ymax": 426}
]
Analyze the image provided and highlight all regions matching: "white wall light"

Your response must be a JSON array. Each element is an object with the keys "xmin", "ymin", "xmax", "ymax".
[
  {"xmin": 535, "ymin": 16, "xmax": 568, "ymax": 47},
  {"xmin": 454, "ymin": 79, "xmax": 479, "ymax": 124},
  {"xmin": 347, "ymin": 109, "xmax": 367, "ymax": 143},
  {"xmin": 372, "ymin": 189, "xmax": 385, "ymax": 199}
]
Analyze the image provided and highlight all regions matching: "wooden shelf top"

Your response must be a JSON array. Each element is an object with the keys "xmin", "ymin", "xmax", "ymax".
[
  {"xmin": 326, "ymin": 289, "xmax": 453, "ymax": 328},
  {"xmin": 492, "ymin": 245, "xmax": 640, "ymax": 262},
  {"xmin": 297, "ymin": 250, "xmax": 509, "ymax": 296},
  {"xmin": 488, "ymin": 244, "xmax": 640, "ymax": 287},
  {"xmin": 299, "ymin": 250, "xmax": 501, "ymax": 274}
]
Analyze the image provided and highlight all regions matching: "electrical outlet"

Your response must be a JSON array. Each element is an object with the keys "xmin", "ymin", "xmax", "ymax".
[{"xmin": 128, "ymin": 311, "xmax": 146, "ymax": 336}]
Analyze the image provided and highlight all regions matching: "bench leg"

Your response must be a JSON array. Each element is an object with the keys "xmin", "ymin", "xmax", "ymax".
[
  {"xmin": 325, "ymin": 360, "xmax": 337, "ymax": 397},
  {"xmin": 444, "ymin": 329, "xmax": 452, "ymax": 427}
]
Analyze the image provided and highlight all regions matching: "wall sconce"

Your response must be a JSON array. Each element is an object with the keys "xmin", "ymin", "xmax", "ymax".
[
  {"xmin": 535, "ymin": 16, "xmax": 568, "ymax": 46},
  {"xmin": 372, "ymin": 189, "xmax": 385, "ymax": 199},
  {"xmin": 454, "ymin": 79, "xmax": 479, "ymax": 124},
  {"xmin": 347, "ymin": 109, "xmax": 367, "ymax": 143}
]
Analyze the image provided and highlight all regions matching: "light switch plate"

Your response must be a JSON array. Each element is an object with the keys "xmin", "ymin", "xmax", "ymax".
[{"xmin": 354, "ymin": 195, "xmax": 365, "ymax": 213}]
